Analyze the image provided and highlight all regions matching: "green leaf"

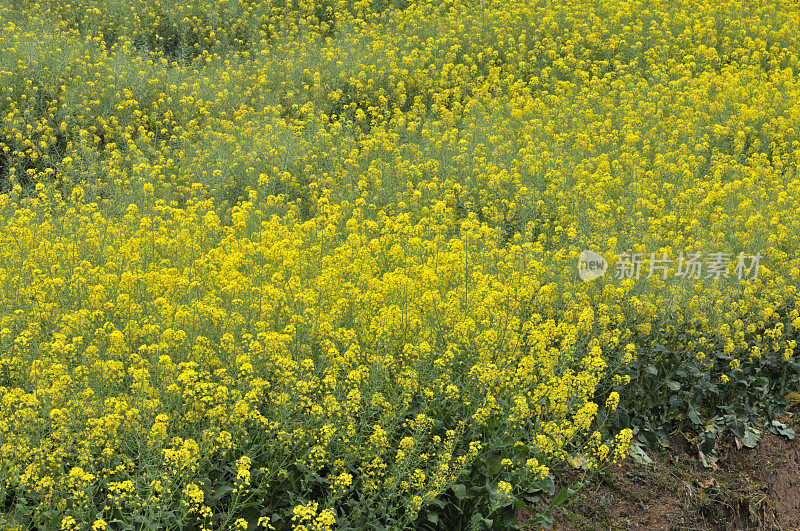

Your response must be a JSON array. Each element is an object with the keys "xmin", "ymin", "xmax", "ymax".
[
  {"xmin": 729, "ymin": 419, "xmax": 746, "ymax": 439},
  {"xmin": 638, "ymin": 430, "xmax": 658, "ymax": 447},
  {"xmin": 513, "ymin": 443, "xmax": 530, "ymax": 458},
  {"xmin": 617, "ymin": 407, "xmax": 630, "ymax": 426},
  {"xmin": 451, "ymin": 483, "xmax": 466, "ymax": 500},
  {"xmin": 666, "ymin": 380, "xmax": 681, "ymax": 391},
  {"xmin": 769, "ymin": 420, "xmax": 796, "ymax": 439},
  {"xmin": 469, "ymin": 513, "xmax": 484, "ymax": 529},
  {"xmin": 550, "ymin": 486, "xmax": 575, "ymax": 508},
  {"xmin": 741, "ymin": 425, "xmax": 761, "ymax": 448},
  {"xmin": 699, "ymin": 428, "xmax": 718, "ymax": 454},
  {"xmin": 596, "ymin": 408, "xmax": 607, "ymax": 428},
  {"xmin": 699, "ymin": 450, "xmax": 718, "ymax": 469},
  {"xmin": 210, "ymin": 484, "xmax": 235, "ymax": 504},
  {"xmin": 628, "ymin": 442, "xmax": 653, "ymax": 465},
  {"xmin": 533, "ymin": 510, "xmax": 554, "ymax": 529},
  {"xmin": 539, "ymin": 474, "xmax": 555, "ymax": 496},
  {"xmin": 486, "ymin": 456, "xmax": 502, "ymax": 477},
  {"xmin": 652, "ymin": 343, "xmax": 668, "ymax": 353}
]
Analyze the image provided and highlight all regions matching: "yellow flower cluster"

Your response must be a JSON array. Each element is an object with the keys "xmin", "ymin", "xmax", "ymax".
[{"xmin": 1, "ymin": 0, "xmax": 798, "ymax": 526}]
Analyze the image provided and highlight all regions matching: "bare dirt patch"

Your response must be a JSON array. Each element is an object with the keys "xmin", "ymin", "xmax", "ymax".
[{"xmin": 523, "ymin": 415, "xmax": 800, "ymax": 530}]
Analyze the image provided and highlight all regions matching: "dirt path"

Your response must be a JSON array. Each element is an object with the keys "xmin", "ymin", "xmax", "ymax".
[{"xmin": 525, "ymin": 416, "xmax": 800, "ymax": 530}]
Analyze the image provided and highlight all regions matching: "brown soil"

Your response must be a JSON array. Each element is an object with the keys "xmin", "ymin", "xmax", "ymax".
[{"xmin": 521, "ymin": 415, "xmax": 800, "ymax": 530}]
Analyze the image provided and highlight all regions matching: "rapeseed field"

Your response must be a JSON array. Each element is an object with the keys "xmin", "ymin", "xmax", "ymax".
[{"xmin": 0, "ymin": 0, "xmax": 798, "ymax": 528}]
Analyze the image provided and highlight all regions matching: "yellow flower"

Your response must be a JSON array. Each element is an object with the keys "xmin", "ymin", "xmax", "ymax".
[
  {"xmin": 61, "ymin": 516, "xmax": 79, "ymax": 530},
  {"xmin": 605, "ymin": 392, "xmax": 620, "ymax": 411}
]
